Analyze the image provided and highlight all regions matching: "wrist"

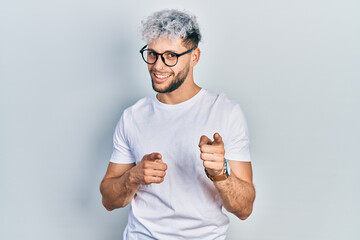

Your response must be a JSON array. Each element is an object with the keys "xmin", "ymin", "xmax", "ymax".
[
  {"xmin": 128, "ymin": 166, "xmax": 140, "ymax": 186},
  {"xmin": 205, "ymin": 158, "xmax": 231, "ymax": 182},
  {"xmin": 206, "ymin": 168, "xmax": 223, "ymax": 177}
]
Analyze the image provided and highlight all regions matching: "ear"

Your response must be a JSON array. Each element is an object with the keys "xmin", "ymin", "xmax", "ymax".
[{"xmin": 190, "ymin": 48, "xmax": 200, "ymax": 67}]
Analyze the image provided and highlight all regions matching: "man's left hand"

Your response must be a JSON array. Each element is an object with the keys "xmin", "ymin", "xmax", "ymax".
[{"xmin": 198, "ymin": 133, "xmax": 225, "ymax": 177}]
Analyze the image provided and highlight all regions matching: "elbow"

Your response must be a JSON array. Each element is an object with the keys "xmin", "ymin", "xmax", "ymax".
[
  {"xmin": 102, "ymin": 198, "xmax": 114, "ymax": 211},
  {"xmin": 100, "ymin": 183, "xmax": 127, "ymax": 211},
  {"xmin": 235, "ymin": 207, "xmax": 253, "ymax": 220},
  {"xmin": 237, "ymin": 185, "xmax": 256, "ymax": 220},
  {"xmin": 102, "ymin": 197, "xmax": 126, "ymax": 211},
  {"xmin": 104, "ymin": 206, "xmax": 114, "ymax": 212},
  {"xmin": 230, "ymin": 203, "xmax": 253, "ymax": 221},
  {"xmin": 238, "ymin": 212, "xmax": 251, "ymax": 220}
]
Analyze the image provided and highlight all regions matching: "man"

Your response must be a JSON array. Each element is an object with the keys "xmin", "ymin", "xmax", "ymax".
[{"xmin": 100, "ymin": 9, "xmax": 255, "ymax": 239}]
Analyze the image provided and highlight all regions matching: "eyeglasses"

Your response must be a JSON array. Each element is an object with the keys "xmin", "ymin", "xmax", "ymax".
[{"xmin": 140, "ymin": 45, "xmax": 196, "ymax": 67}]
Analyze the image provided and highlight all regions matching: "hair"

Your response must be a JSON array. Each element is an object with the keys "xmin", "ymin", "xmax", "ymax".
[{"xmin": 140, "ymin": 9, "xmax": 201, "ymax": 48}]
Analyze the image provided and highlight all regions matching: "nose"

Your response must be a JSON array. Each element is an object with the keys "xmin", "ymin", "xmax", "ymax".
[{"xmin": 152, "ymin": 55, "xmax": 167, "ymax": 70}]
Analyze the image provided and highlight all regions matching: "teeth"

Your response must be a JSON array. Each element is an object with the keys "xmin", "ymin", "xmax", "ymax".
[{"xmin": 155, "ymin": 74, "xmax": 170, "ymax": 79}]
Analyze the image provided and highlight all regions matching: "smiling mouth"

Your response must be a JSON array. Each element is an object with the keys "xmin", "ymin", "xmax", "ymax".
[
  {"xmin": 154, "ymin": 73, "xmax": 171, "ymax": 79},
  {"xmin": 152, "ymin": 72, "xmax": 172, "ymax": 83}
]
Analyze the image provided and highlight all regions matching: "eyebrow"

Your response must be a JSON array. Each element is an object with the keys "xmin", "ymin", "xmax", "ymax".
[{"xmin": 148, "ymin": 48, "xmax": 178, "ymax": 53}]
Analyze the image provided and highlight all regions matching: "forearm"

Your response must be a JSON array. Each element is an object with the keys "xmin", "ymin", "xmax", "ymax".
[
  {"xmin": 100, "ymin": 167, "xmax": 140, "ymax": 211},
  {"xmin": 214, "ymin": 174, "xmax": 255, "ymax": 220}
]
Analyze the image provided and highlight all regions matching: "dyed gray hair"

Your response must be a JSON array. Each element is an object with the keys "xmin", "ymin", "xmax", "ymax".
[{"xmin": 140, "ymin": 9, "xmax": 201, "ymax": 48}]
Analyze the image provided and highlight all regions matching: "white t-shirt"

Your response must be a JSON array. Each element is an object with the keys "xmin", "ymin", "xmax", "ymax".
[{"xmin": 110, "ymin": 89, "xmax": 251, "ymax": 240}]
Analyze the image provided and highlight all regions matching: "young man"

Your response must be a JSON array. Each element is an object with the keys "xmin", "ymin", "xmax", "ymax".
[{"xmin": 100, "ymin": 9, "xmax": 255, "ymax": 239}]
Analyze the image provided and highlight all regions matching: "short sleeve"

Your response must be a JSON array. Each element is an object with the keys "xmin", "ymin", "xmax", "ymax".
[
  {"xmin": 224, "ymin": 104, "xmax": 251, "ymax": 162},
  {"xmin": 109, "ymin": 113, "xmax": 136, "ymax": 164}
]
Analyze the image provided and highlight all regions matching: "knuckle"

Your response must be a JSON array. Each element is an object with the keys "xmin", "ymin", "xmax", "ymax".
[
  {"xmin": 144, "ymin": 176, "xmax": 151, "ymax": 184},
  {"xmin": 143, "ymin": 162, "xmax": 149, "ymax": 169},
  {"xmin": 216, "ymin": 155, "xmax": 224, "ymax": 161},
  {"xmin": 203, "ymin": 161, "xmax": 208, "ymax": 168}
]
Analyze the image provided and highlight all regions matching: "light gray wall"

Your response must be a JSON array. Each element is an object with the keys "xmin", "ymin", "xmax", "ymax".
[{"xmin": 1, "ymin": 0, "xmax": 359, "ymax": 239}]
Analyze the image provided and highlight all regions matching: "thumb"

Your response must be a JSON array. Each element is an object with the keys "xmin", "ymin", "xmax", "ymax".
[
  {"xmin": 198, "ymin": 135, "xmax": 212, "ymax": 147},
  {"xmin": 213, "ymin": 133, "xmax": 223, "ymax": 145},
  {"xmin": 146, "ymin": 152, "xmax": 162, "ymax": 161}
]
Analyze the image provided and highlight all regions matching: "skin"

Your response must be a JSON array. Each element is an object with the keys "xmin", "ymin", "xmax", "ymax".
[
  {"xmin": 199, "ymin": 133, "xmax": 255, "ymax": 220},
  {"xmin": 100, "ymin": 37, "xmax": 255, "ymax": 220}
]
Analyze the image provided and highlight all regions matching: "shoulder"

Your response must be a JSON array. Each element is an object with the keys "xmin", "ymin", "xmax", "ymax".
[
  {"xmin": 122, "ymin": 96, "xmax": 154, "ymax": 120},
  {"xmin": 114, "ymin": 96, "xmax": 154, "ymax": 136},
  {"xmin": 203, "ymin": 89, "xmax": 242, "ymax": 112}
]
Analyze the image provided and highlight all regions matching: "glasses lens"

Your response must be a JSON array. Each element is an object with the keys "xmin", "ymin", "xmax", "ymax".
[
  {"xmin": 143, "ymin": 50, "xmax": 157, "ymax": 64},
  {"xmin": 141, "ymin": 49, "xmax": 179, "ymax": 66},
  {"xmin": 163, "ymin": 52, "xmax": 178, "ymax": 66}
]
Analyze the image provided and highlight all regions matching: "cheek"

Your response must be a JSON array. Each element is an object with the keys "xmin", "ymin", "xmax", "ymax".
[
  {"xmin": 175, "ymin": 63, "xmax": 190, "ymax": 76},
  {"xmin": 171, "ymin": 66, "xmax": 183, "ymax": 75}
]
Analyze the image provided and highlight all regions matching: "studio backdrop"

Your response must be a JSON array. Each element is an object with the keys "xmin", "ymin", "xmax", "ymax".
[{"xmin": 0, "ymin": 0, "xmax": 359, "ymax": 239}]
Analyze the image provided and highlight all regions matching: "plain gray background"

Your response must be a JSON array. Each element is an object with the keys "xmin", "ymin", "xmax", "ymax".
[{"xmin": 1, "ymin": 0, "xmax": 359, "ymax": 239}]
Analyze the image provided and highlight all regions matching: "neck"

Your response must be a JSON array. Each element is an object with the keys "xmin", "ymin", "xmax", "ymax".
[{"xmin": 156, "ymin": 77, "xmax": 201, "ymax": 105}]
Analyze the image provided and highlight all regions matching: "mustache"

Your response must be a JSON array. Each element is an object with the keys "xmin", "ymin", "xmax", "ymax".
[{"xmin": 150, "ymin": 69, "xmax": 174, "ymax": 74}]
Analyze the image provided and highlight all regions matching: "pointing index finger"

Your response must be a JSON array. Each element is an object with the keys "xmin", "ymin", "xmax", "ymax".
[
  {"xmin": 147, "ymin": 152, "xmax": 162, "ymax": 161},
  {"xmin": 213, "ymin": 133, "xmax": 223, "ymax": 145},
  {"xmin": 198, "ymin": 135, "xmax": 212, "ymax": 147}
]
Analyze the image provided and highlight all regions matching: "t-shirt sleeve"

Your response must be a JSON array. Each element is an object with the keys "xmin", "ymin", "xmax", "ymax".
[
  {"xmin": 109, "ymin": 113, "xmax": 136, "ymax": 164},
  {"xmin": 224, "ymin": 104, "xmax": 251, "ymax": 162}
]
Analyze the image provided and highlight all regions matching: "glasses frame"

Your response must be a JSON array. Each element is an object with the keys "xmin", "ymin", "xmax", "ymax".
[{"xmin": 139, "ymin": 45, "xmax": 196, "ymax": 67}]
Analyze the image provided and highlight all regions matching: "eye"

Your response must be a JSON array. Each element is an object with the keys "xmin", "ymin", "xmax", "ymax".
[
  {"xmin": 148, "ymin": 51, "xmax": 157, "ymax": 57},
  {"xmin": 165, "ymin": 52, "xmax": 176, "ymax": 59}
]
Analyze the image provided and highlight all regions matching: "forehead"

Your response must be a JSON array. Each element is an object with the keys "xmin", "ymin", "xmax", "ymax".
[{"xmin": 148, "ymin": 37, "xmax": 187, "ymax": 52}]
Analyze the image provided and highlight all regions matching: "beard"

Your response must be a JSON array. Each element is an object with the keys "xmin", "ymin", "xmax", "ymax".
[{"xmin": 151, "ymin": 65, "xmax": 190, "ymax": 93}]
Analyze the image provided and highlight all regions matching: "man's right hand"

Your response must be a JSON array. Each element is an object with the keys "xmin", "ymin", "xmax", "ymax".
[{"xmin": 130, "ymin": 153, "xmax": 167, "ymax": 185}]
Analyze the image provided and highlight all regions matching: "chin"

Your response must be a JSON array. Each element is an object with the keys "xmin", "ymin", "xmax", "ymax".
[
  {"xmin": 151, "ymin": 72, "xmax": 186, "ymax": 94},
  {"xmin": 153, "ymin": 84, "xmax": 170, "ymax": 93}
]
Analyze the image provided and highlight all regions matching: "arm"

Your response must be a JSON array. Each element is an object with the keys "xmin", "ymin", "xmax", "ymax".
[
  {"xmin": 100, "ymin": 153, "xmax": 167, "ymax": 211},
  {"xmin": 100, "ymin": 162, "xmax": 137, "ymax": 211},
  {"xmin": 199, "ymin": 133, "xmax": 255, "ymax": 220},
  {"xmin": 214, "ymin": 161, "xmax": 255, "ymax": 220}
]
